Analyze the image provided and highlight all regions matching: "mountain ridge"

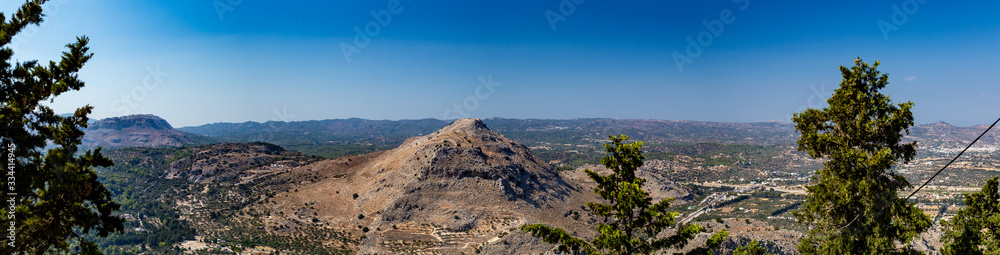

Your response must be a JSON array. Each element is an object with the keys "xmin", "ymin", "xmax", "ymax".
[
  {"xmin": 82, "ymin": 114, "xmax": 215, "ymax": 148},
  {"xmin": 175, "ymin": 117, "xmax": 1000, "ymax": 160}
]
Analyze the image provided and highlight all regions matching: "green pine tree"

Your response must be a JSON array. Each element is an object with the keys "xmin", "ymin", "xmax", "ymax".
[
  {"xmin": 792, "ymin": 58, "xmax": 930, "ymax": 254},
  {"xmin": 733, "ymin": 240, "xmax": 775, "ymax": 255},
  {"xmin": 939, "ymin": 176, "xmax": 1000, "ymax": 255},
  {"xmin": 0, "ymin": 0, "xmax": 123, "ymax": 254},
  {"xmin": 521, "ymin": 135, "xmax": 727, "ymax": 255}
]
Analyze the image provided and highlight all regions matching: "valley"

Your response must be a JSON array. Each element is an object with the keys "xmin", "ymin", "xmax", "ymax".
[{"xmin": 90, "ymin": 115, "xmax": 1000, "ymax": 254}]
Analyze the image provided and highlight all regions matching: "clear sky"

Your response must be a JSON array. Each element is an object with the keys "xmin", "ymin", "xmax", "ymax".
[{"xmin": 5, "ymin": 0, "xmax": 999, "ymax": 127}]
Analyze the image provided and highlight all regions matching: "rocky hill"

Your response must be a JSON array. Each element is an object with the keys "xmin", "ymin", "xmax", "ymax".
[
  {"xmin": 83, "ymin": 114, "xmax": 214, "ymax": 148},
  {"xmin": 908, "ymin": 121, "xmax": 1000, "ymax": 148},
  {"xmin": 164, "ymin": 142, "xmax": 309, "ymax": 183},
  {"xmin": 259, "ymin": 118, "xmax": 590, "ymax": 254},
  {"xmin": 92, "ymin": 141, "xmax": 322, "ymax": 254}
]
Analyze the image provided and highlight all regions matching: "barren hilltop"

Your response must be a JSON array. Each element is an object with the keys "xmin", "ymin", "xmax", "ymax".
[
  {"xmin": 265, "ymin": 118, "xmax": 586, "ymax": 253},
  {"xmin": 83, "ymin": 114, "xmax": 212, "ymax": 148}
]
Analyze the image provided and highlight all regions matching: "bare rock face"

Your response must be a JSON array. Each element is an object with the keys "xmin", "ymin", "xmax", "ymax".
[
  {"xmin": 83, "ymin": 114, "xmax": 205, "ymax": 148},
  {"xmin": 381, "ymin": 118, "xmax": 572, "ymax": 211},
  {"xmin": 90, "ymin": 114, "xmax": 175, "ymax": 130},
  {"xmin": 361, "ymin": 118, "xmax": 576, "ymax": 251},
  {"xmin": 165, "ymin": 142, "xmax": 300, "ymax": 183},
  {"xmin": 271, "ymin": 118, "xmax": 580, "ymax": 254}
]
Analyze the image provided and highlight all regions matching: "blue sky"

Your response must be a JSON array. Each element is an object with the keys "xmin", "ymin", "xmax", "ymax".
[{"xmin": 5, "ymin": 0, "xmax": 999, "ymax": 127}]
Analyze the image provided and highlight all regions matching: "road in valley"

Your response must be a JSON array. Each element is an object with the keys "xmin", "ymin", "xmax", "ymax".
[{"xmin": 676, "ymin": 184, "xmax": 765, "ymax": 225}]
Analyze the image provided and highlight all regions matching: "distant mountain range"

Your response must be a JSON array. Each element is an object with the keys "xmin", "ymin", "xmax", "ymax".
[
  {"xmin": 179, "ymin": 117, "xmax": 1000, "ymax": 157},
  {"xmin": 178, "ymin": 118, "xmax": 801, "ymax": 147},
  {"xmin": 82, "ymin": 114, "xmax": 1000, "ymax": 160},
  {"xmin": 908, "ymin": 121, "xmax": 1000, "ymax": 148}
]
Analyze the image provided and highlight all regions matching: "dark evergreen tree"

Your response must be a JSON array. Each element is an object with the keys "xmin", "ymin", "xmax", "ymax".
[
  {"xmin": 521, "ymin": 135, "xmax": 727, "ymax": 255},
  {"xmin": 792, "ymin": 58, "xmax": 930, "ymax": 254},
  {"xmin": 0, "ymin": 0, "xmax": 123, "ymax": 253},
  {"xmin": 733, "ymin": 240, "xmax": 775, "ymax": 255},
  {"xmin": 940, "ymin": 176, "xmax": 1000, "ymax": 255}
]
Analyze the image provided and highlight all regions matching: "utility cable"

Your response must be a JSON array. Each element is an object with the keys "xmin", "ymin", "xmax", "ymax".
[{"xmin": 906, "ymin": 117, "xmax": 1000, "ymax": 200}]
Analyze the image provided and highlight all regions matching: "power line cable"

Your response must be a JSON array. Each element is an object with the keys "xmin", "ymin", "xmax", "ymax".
[{"xmin": 906, "ymin": 117, "xmax": 1000, "ymax": 200}]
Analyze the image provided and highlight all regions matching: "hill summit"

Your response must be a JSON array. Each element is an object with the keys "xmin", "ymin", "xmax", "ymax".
[
  {"xmin": 265, "ymin": 118, "xmax": 581, "ymax": 253},
  {"xmin": 91, "ymin": 114, "xmax": 175, "ymax": 130},
  {"xmin": 83, "ymin": 114, "xmax": 210, "ymax": 148}
]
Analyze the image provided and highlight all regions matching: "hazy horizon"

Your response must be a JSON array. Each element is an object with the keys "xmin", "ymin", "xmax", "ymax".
[
  {"xmin": 7, "ymin": 1, "xmax": 999, "ymax": 127},
  {"xmin": 90, "ymin": 113, "xmax": 992, "ymax": 130}
]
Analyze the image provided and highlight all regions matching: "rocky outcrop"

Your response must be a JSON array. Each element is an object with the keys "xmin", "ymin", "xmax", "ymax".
[
  {"xmin": 267, "ymin": 118, "xmax": 585, "ymax": 254},
  {"xmin": 90, "ymin": 114, "xmax": 175, "ymax": 130},
  {"xmin": 83, "ymin": 114, "xmax": 210, "ymax": 148},
  {"xmin": 165, "ymin": 142, "xmax": 304, "ymax": 183},
  {"xmin": 664, "ymin": 218, "xmax": 804, "ymax": 255}
]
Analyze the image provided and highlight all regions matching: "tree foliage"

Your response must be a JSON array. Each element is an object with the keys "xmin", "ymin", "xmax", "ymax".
[
  {"xmin": 733, "ymin": 240, "xmax": 775, "ymax": 255},
  {"xmin": 791, "ymin": 58, "xmax": 930, "ymax": 254},
  {"xmin": 939, "ymin": 176, "xmax": 1000, "ymax": 255},
  {"xmin": 0, "ymin": 0, "xmax": 123, "ymax": 253},
  {"xmin": 521, "ymin": 135, "xmax": 727, "ymax": 254}
]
